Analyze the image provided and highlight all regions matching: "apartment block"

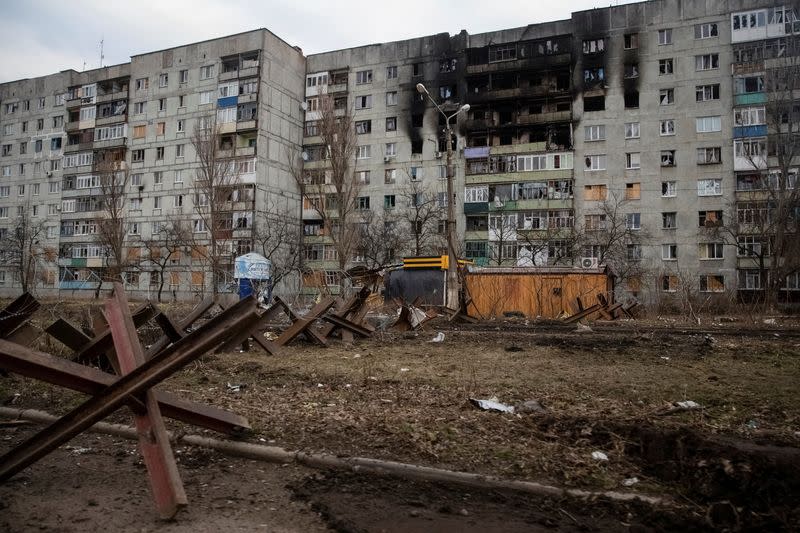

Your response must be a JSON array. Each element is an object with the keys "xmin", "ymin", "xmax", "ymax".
[
  {"xmin": 0, "ymin": 1, "xmax": 797, "ymax": 304},
  {"xmin": 0, "ymin": 29, "xmax": 306, "ymax": 299}
]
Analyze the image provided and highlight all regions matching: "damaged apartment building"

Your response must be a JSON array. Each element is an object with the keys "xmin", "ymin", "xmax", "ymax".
[{"xmin": 0, "ymin": 0, "xmax": 798, "ymax": 303}]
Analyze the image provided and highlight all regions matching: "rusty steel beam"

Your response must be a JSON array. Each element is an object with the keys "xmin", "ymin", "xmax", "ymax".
[
  {"xmin": 214, "ymin": 303, "xmax": 283, "ymax": 354},
  {"xmin": 106, "ymin": 285, "xmax": 187, "ymax": 518},
  {"xmin": 321, "ymin": 314, "xmax": 373, "ymax": 338},
  {"xmin": 0, "ymin": 293, "xmax": 40, "ymax": 338},
  {"xmin": 273, "ymin": 297, "xmax": 333, "ymax": 347},
  {"xmin": 145, "ymin": 297, "xmax": 216, "ymax": 359},
  {"xmin": 0, "ymin": 295, "xmax": 258, "ymax": 482},
  {"xmin": 0, "ymin": 339, "xmax": 250, "ymax": 434},
  {"xmin": 45, "ymin": 319, "xmax": 93, "ymax": 351},
  {"xmin": 72, "ymin": 302, "xmax": 157, "ymax": 364},
  {"xmin": 6, "ymin": 324, "xmax": 42, "ymax": 347}
]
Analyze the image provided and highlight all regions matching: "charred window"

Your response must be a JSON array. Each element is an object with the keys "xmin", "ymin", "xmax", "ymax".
[
  {"xmin": 624, "ymin": 92, "xmax": 639, "ymax": 109},
  {"xmin": 490, "ymin": 45, "xmax": 516, "ymax": 62},
  {"xmin": 584, "ymin": 96, "xmax": 605, "ymax": 112},
  {"xmin": 411, "ymin": 140, "xmax": 423, "ymax": 154},
  {"xmin": 412, "ymin": 113, "xmax": 424, "ymax": 128}
]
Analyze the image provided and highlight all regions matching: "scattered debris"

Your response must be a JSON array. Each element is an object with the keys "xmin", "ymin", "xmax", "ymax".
[
  {"xmin": 575, "ymin": 323, "xmax": 593, "ymax": 333},
  {"xmin": 660, "ymin": 356, "xmax": 670, "ymax": 361},
  {"xmin": 622, "ymin": 477, "xmax": 639, "ymax": 487},
  {"xmin": 515, "ymin": 399, "xmax": 547, "ymax": 414},
  {"xmin": 503, "ymin": 311, "xmax": 525, "ymax": 318},
  {"xmin": 430, "ymin": 332, "xmax": 445, "ymax": 343},
  {"xmin": 504, "ymin": 346, "xmax": 523, "ymax": 352},
  {"xmin": 746, "ymin": 420, "xmax": 759, "ymax": 430},
  {"xmin": 763, "ymin": 318, "xmax": 777, "ymax": 325},
  {"xmin": 591, "ymin": 451, "xmax": 609, "ymax": 461},
  {"xmin": 400, "ymin": 368, "xmax": 410, "ymax": 372},
  {"xmin": 469, "ymin": 398, "xmax": 515, "ymax": 413},
  {"xmin": 226, "ymin": 383, "xmax": 246, "ymax": 393},
  {"xmin": 658, "ymin": 400, "xmax": 704, "ymax": 416}
]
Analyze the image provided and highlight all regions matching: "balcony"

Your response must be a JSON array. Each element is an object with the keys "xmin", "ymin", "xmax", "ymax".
[
  {"xmin": 64, "ymin": 141, "xmax": 94, "ymax": 153},
  {"xmin": 464, "ymin": 202, "xmax": 488, "ymax": 215},
  {"xmin": 65, "ymin": 120, "xmax": 81, "ymax": 132},
  {"xmin": 466, "ymin": 169, "xmax": 573, "ymax": 185},
  {"xmin": 733, "ymin": 125, "xmax": 768, "ymax": 139},
  {"xmin": 464, "ymin": 230, "xmax": 488, "ymax": 241},
  {"xmin": 96, "ymin": 90, "xmax": 128, "ymax": 104},
  {"xmin": 466, "ymin": 85, "xmax": 570, "ymax": 104},
  {"xmin": 96, "ymin": 114, "xmax": 126, "ymax": 127},
  {"xmin": 236, "ymin": 145, "xmax": 256, "ymax": 157},
  {"xmin": 734, "ymin": 93, "xmax": 767, "ymax": 106},
  {"xmin": 516, "ymin": 110, "xmax": 571, "ymax": 125},
  {"xmin": 328, "ymin": 83, "xmax": 348, "ymax": 94},
  {"xmin": 66, "ymin": 97, "xmax": 83, "ymax": 110},
  {"xmin": 465, "ymin": 53, "xmax": 571, "ymax": 75},
  {"xmin": 236, "ymin": 119, "xmax": 257, "ymax": 131},
  {"xmin": 93, "ymin": 137, "xmax": 126, "ymax": 150},
  {"xmin": 238, "ymin": 92, "xmax": 258, "ymax": 104}
]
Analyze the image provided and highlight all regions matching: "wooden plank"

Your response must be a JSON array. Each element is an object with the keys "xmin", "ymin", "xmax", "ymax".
[
  {"xmin": 45, "ymin": 319, "xmax": 92, "ymax": 351},
  {"xmin": 106, "ymin": 284, "xmax": 187, "ymax": 519},
  {"xmin": 0, "ymin": 296, "xmax": 258, "ymax": 483}
]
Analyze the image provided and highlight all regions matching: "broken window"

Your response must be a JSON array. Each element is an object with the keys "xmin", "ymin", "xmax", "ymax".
[
  {"xmin": 624, "ymin": 33, "xmax": 639, "ymax": 49},
  {"xmin": 699, "ymin": 210, "xmax": 723, "ymax": 227},
  {"xmin": 583, "ymin": 68, "xmax": 605, "ymax": 86},
  {"xmin": 582, "ymin": 38, "xmax": 605, "ymax": 54},
  {"xmin": 660, "ymin": 88, "xmax": 675, "ymax": 105},
  {"xmin": 624, "ymin": 92, "xmax": 639, "ymax": 108},
  {"xmin": 490, "ymin": 45, "xmax": 516, "ymax": 62},
  {"xmin": 584, "ymin": 96, "xmax": 605, "ymax": 112},
  {"xmin": 624, "ymin": 64, "xmax": 639, "ymax": 79},
  {"xmin": 660, "ymin": 150, "xmax": 676, "ymax": 167},
  {"xmin": 659, "ymin": 58, "xmax": 674, "ymax": 75}
]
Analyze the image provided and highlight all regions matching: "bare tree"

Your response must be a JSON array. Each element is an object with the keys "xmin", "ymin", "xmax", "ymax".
[
  {"xmin": 580, "ymin": 192, "xmax": 649, "ymax": 290},
  {"xmin": 95, "ymin": 159, "xmax": 130, "ymax": 290},
  {"xmin": 291, "ymin": 95, "xmax": 361, "ymax": 289},
  {"xmin": 714, "ymin": 24, "xmax": 800, "ymax": 309},
  {"xmin": 397, "ymin": 176, "xmax": 445, "ymax": 257},
  {"xmin": 141, "ymin": 220, "xmax": 191, "ymax": 303},
  {"xmin": 356, "ymin": 208, "xmax": 407, "ymax": 270},
  {"xmin": 487, "ymin": 211, "xmax": 520, "ymax": 266},
  {"xmin": 251, "ymin": 199, "xmax": 302, "ymax": 287},
  {"xmin": 0, "ymin": 202, "xmax": 48, "ymax": 293},
  {"xmin": 191, "ymin": 114, "xmax": 241, "ymax": 296}
]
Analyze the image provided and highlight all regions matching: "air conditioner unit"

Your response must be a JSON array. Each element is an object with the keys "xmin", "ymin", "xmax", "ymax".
[
  {"xmin": 383, "ymin": 156, "xmax": 392, "ymax": 163},
  {"xmin": 434, "ymin": 151, "xmax": 443, "ymax": 159},
  {"xmin": 580, "ymin": 257, "xmax": 600, "ymax": 269}
]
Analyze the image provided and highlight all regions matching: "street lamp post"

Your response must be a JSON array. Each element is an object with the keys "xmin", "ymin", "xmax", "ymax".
[{"xmin": 416, "ymin": 83, "xmax": 469, "ymax": 311}]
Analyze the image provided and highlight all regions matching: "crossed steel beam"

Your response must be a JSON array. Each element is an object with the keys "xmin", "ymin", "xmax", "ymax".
[{"xmin": 0, "ymin": 288, "xmax": 259, "ymax": 518}]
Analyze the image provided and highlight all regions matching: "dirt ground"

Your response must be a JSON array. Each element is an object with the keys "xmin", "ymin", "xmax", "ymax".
[{"xmin": 2, "ymin": 304, "xmax": 800, "ymax": 531}]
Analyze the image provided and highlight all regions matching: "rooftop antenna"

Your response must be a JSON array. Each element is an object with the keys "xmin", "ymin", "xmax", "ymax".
[{"xmin": 99, "ymin": 37, "xmax": 105, "ymax": 68}]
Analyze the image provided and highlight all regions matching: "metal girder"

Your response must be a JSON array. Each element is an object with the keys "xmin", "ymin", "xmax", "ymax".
[
  {"xmin": 72, "ymin": 302, "xmax": 157, "ymax": 364},
  {"xmin": 0, "ymin": 293, "xmax": 40, "ymax": 338},
  {"xmin": 0, "ymin": 295, "xmax": 258, "ymax": 482},
  {"xmin": 273, "ymin": 296, "xmax": 334, "ymax": 347},
  {"xmin": 0, "ymin": 339, "xmax": 250, "ymax": 434},
  {"xmin": 321, "ymin": 314, "xmax": 374, "ymax": 338},
  {"xmin": 105, "ymin": 285, "xmax": 187, "ymax": 519}
]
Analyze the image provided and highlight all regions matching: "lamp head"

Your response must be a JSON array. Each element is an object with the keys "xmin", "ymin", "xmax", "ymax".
[
  {"xmin": 460, "ymin": 104, "xmax": 470, "ymax": 113},
  {"xmin": 415, "ymin": 83, "xmax": 427, "ymax": 94}
]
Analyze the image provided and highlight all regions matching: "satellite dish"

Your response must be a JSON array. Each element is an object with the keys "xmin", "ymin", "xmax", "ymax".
[
  {"xmin": 301, "ymin": 151, "xmax": 309, "ymax": 161},
  {"xmin": 300, "ymin": 101, "xmax": 308, "ymax": 111}
]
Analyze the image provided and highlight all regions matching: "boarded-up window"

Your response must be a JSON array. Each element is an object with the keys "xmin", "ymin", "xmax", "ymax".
[
  {"xmin": 149, "ymin": 246, "xmax": 161, "ymax": 260},
  {"xmin": 191, "ymin": 271, "xmax": 204, "ymax": 288},
  {"xmin": 191, "ymin": 245, "xmax": 206, "ymax": 260},
  {"xmin": 584, "ymin": 184, "xmax": 607, "ymax": 201},
  {"xmin": 169, "ymin": 271, "xmax": 181, "ymax": 287},
  {"xmin": 126, "ymin": 247, "xmax": 141, "ymax": 262},
  {"xmin": 661, "ymin": 275, "xmax": 679, "ymax": 292},
  {"xmin": 700, "ymin": 275, "xmax": 725, "ymax": 293},
  {"xmin": 133, "ymin": 125, "xmax": 146, "ymax": 138},
  {"xmin": 43, "ymin": 270, "xmax": 56, "ymax": 286},
  {"xmin": 627, "ymin": 276, "xmax": 641, "ymax": 292},
  {"xmin": 625, "ymin": 182, "xmax": 641, "ymax": 200}
]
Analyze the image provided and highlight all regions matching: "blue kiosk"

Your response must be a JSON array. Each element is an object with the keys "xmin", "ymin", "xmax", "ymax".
[{"xmin": 234, "ymin": 252, "xmax": 272, "ymax": 305}]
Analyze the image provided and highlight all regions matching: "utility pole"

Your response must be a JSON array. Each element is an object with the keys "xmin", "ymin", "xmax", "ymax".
[{"xmin": 416, "ymin": 83, "xmax": 469, "ymax": 311}]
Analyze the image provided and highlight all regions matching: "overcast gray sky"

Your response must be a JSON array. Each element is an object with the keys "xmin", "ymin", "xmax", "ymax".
[{"xmin": 0, "ymin": 0, "xmax": 636, "ymax": 83}]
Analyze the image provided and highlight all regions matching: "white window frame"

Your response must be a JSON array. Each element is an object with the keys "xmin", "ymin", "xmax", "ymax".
[
  {"xmin": 697, "ymin": 178, "xmax": 723, "ymax": 196},
  {"xmin": 624, "ymin": 122, "xmax": 640, "ymax": 139}
]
